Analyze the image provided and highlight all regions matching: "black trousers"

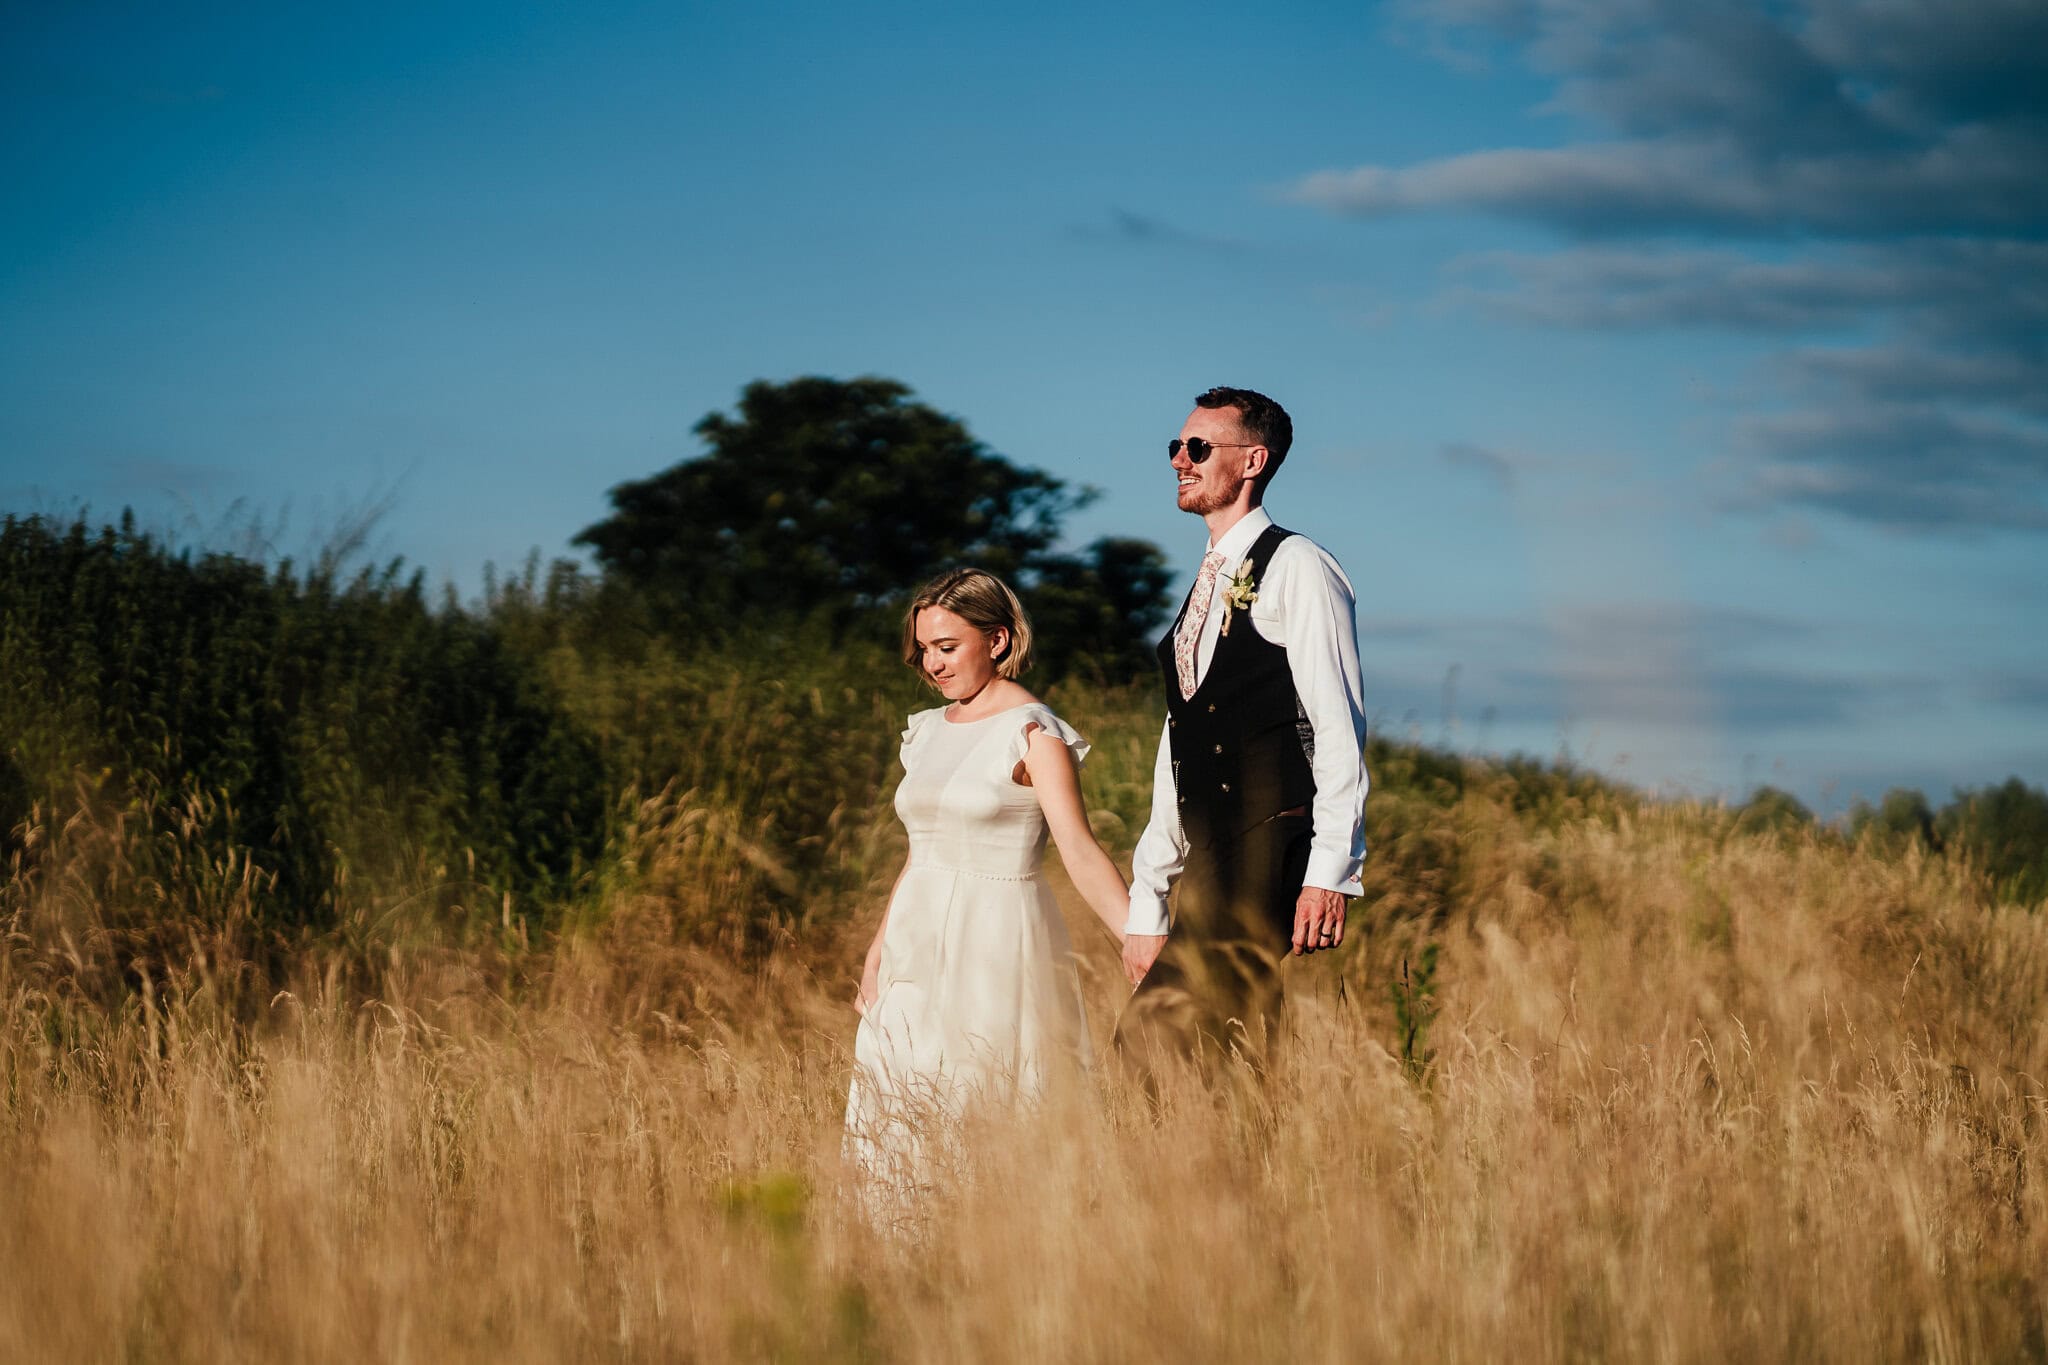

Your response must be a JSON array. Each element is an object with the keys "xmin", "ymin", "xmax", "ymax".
[{"xmin": 1113, "ymin": 812, "xmax": 1314, "ymax": 1078}]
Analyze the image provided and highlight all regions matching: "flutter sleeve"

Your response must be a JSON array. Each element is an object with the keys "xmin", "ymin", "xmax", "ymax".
[
  {"xmin": 1007, "ymin": 704, "xmax": 1091, "ymax": 768},
  {"xmin": 900, "ymin": 707, "xmax": 942, "ymax": 772}
]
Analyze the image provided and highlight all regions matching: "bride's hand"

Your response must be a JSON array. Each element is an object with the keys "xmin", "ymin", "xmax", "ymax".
[{"xmin": 1122, "ymin": 933, "xmax": 1167, "ymax": 986}]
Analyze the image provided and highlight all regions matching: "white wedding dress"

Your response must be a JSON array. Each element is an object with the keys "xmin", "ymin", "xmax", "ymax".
[{"xmin": 844, "ymin": 702, "xmax": 1093, "ymax": 1191}]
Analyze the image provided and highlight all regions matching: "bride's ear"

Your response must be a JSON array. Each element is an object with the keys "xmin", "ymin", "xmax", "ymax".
[{"xmin": 988, "ymin": 626, "xmax": 1010, "ymax": 662}]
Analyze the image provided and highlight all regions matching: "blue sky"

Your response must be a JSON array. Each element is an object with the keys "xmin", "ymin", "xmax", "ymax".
[{"xmin": 4, "ymin": 0, "xmax": 2044, "ymax": 814}]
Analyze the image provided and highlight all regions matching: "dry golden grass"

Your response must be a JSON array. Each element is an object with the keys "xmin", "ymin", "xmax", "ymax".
[{"xmin": 4, "ymin": 769, "xmax": 2045, "ymax": 1362}]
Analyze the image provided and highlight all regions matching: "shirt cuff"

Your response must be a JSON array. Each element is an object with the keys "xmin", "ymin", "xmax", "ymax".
[
  {"xmin": 1304, "ymin": 850, "xmax": 1363, "ymax": 898},
  {"xmin": 1124, "ymin": 895, "xmax": 1171, "ymax": 937}
]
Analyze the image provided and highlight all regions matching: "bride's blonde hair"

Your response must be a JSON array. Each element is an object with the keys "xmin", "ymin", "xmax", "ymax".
[{"xmin": 902, "ymin": 568, "xmax": 1034, "ymax": 685}]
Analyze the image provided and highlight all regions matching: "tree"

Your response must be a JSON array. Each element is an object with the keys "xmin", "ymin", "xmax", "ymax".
[
  {"xmin": 574, "ymin": 376, "xmax": 1171, "ymax": 675},
  {"xmin": 579, "ymin": 377, "xmax": 1072, "ymax": 620},
  {"xmin": 1849, "ymin": 787, "xmax": 1941, "ymax": 851},
  {"xmin": 1024, "ymin": 536, "xmax": 1176, "ymax": 680},
  {"xmin": 1938, "ymin": 777, "xmax": 2048, "ymax": 905},
  {"xmin": 1733, "ymin": 784, "xmax": 1815, "ymax": 837}
]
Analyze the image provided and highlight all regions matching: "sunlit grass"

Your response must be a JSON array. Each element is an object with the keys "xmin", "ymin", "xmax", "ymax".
[{"xmin": 3, "ymin": 678, "xmax": 2044, "ymax": 1362}]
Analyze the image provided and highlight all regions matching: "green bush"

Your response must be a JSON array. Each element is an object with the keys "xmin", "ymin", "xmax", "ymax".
[{"xmin": 0, "ymin": 514, "xmax": 606, "ymax": 926}]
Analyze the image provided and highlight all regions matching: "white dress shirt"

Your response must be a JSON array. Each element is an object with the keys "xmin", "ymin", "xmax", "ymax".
[{"xmin": 1124, "ymin": 506, "xmax": 1369, "ymax": 937}]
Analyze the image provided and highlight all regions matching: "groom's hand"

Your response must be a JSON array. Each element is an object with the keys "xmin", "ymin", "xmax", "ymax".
[
  {"xmin": 1292, "ymin": 887, "xmax": 1349, "ymax": 955},
  {"xmin": 1122, "ymin": 933, "xmax": 1166, "ymax": 985}
]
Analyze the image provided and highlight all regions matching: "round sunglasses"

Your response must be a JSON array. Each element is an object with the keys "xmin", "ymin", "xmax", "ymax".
[{"xmin": 1168, "ymin": 437, "xmax": 1258, "ymax": 464}]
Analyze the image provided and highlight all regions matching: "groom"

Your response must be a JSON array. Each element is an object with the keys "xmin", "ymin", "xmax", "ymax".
[{"xmin": 1115, "ymin": 386, "xmax": 1369, "ymax": 1072}]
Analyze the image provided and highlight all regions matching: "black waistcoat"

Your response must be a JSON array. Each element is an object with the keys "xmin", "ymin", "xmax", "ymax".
[{"xmin": 1158, "ymin": 522, "xmax": 1316, "ymax": 851}]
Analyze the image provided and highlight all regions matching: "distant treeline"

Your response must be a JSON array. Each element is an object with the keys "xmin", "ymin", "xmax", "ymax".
[{"xmin": 1735, "ymin": 781, "xmax": 2048, "ymax": 904}]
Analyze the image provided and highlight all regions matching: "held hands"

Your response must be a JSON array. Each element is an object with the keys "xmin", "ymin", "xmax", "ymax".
[
  {"xmin": 1120, "ymin": 886, "xmax": 1350, "ymax": 984},
  {"xmin": 1122, "ymin": 933, "xmax": 1166, "ymax": 986},
  {"xmin": 1291, "ymin": 886, "xmax": 1349, "ymax": 955}
]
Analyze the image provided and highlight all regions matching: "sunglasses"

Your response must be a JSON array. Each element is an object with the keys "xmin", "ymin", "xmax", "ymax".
[{"xmin": 1168, "ymin": 437, "xmax": 1258, "ymax": 464}]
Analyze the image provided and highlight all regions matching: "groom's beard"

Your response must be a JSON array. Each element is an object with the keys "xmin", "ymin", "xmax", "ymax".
[{"xmin": 1177, "ymin": 466, "xmax": 1249, "ymax": 516}]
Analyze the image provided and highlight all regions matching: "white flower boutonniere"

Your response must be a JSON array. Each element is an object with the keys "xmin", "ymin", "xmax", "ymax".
[{"xmin": 1219, "ymin": 559, "xmax": 1257, "ymax": 636}]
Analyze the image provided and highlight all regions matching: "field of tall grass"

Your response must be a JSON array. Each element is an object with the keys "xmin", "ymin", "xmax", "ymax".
[
  {"xmin": 2, "ymin": 519, "xmax": 2044, "ymax": 1361},
  {"xmin": 5, "ymin": 678, "xmax": 2044, "ymax": 1361}
]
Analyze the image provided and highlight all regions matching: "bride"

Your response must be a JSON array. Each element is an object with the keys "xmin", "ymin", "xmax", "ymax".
[{"xmin": 844, "ymin": 568, "xmax": 1133, "ymax": 1187}]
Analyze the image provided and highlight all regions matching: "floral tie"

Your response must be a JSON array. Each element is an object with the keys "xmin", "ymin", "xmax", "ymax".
[{"xmin": 1174, "ymin": 551, "xmax": 1227, "ymax": 700}]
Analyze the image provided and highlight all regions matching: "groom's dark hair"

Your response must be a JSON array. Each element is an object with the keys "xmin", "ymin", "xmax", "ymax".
[{"xmin": 1195, "ymin": 386, "xmax": 1292, "ymax": 488}]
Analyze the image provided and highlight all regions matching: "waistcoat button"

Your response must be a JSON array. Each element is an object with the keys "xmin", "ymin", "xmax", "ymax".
[
  {"xmin": 1220, "ymin": 782, "xmax": 1231, "ymax": 793},
  {"xmin": 1207, "ymin": 703, "xmax": 1217, "ymax": 713},
  {"xmin": 1213, "ymin": 743, "xmax": 1223, "ymax": 754}
]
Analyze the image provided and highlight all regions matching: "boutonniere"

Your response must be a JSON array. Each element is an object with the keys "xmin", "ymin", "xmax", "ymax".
[{"xmin": 1218, "ymin": 559, "xmax": 1257, "ymax": 636}]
